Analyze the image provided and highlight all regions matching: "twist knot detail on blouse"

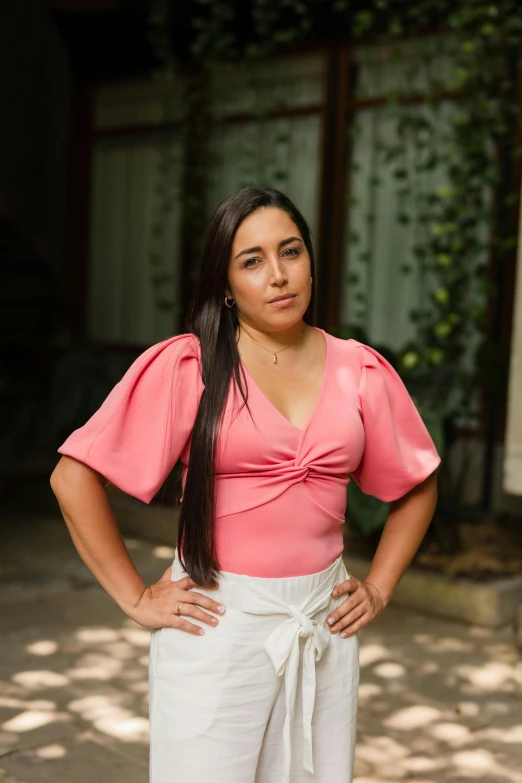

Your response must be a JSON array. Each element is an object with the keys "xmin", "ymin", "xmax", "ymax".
[{"xmin": 57, "ymin": 328, "xmax": 441, "ymax": 578}]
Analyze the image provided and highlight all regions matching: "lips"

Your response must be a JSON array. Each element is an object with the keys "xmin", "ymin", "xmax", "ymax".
[{"xmin": 268, "ymin": 294, "xmax": 296, "ymax": 303}]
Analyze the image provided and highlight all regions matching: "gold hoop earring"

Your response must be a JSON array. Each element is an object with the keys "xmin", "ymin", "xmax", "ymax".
[{"xmin": 224, "ymin": 295, "xmax": 235, "ymax": 308}]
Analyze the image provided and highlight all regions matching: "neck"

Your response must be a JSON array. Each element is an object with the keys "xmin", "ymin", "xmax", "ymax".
[{"xmin": 237, "ymin": 319, "xmax": 308, "ymax": 350}]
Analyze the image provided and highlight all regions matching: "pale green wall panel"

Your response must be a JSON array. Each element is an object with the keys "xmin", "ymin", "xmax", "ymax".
[{"xmin": 87, "ymin": 138, "xmax": 184, "ymax": 346}]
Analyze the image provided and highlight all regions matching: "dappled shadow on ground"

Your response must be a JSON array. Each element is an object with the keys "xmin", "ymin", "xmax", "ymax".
[
  {"xmin": 1, "ymin": 615, "xmax": 152, "ymax": 782},
  {"xmin": 354, "ymin": 608, "xmax": 522, "ymax": 783},
  {"xmin": 0, "ymin": 516, "xmax": 521, "ymax": 782},
  {"xmin": 0, "ymin": 519, "xmax": 175, "ymax": 783}
]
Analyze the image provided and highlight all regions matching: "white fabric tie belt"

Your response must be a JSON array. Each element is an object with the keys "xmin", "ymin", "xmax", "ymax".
[{"xmin": 236, "ymin": 558, "xmax": 342, "ymax": 782}]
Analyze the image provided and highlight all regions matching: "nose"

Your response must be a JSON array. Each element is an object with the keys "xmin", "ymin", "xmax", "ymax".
[{"xmin": 268, "ymin": 259, "xmax": 288, "ymax": 286}]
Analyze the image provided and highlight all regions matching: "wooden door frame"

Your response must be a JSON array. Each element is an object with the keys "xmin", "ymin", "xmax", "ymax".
[{"xmin": 316, "ymin": 40, "xmax": 352, "ymax": 330}]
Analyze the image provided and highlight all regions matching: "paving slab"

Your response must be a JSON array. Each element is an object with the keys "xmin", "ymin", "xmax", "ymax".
[
  {"xmin": 0, "ymin": 769, "xmax": 24, "ymax": 783},
  {"xmin": 353, "ymin": 606, "xmax": 522, "ymax": 782},
  {"xmin": 1, "ymin": 730, "xmax": 148, "ymax": 783},
  {"xmin": 0, "ymin": 514, "xmax": 520, "ymax": 783}
]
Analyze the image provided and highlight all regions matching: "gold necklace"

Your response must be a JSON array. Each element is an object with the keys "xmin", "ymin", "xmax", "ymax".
[{"xmin": 239, "ymin": 325, "xmax": 306, "ymax": 364}]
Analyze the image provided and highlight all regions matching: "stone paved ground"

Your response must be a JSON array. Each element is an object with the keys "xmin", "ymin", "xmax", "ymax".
[{"xmin": 0, "ymin": 514, "xmax": 521, "ymax": 783}]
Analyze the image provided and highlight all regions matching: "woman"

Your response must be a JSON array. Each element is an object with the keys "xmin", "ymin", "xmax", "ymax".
[{"xmin": 50, "ymin": 187, "xmax": 440, "ymax": 783}]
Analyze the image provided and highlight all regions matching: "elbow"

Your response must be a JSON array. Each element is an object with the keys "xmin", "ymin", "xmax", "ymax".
[
  {"xmin": 50, "ymin": 455, "xmax": 105, "ymax": 500},
  {"xmin": 50, "ymin": 455, "xmax": 75, "ymax": 497},
  {"xmin": 50, "ymin": 458, "xmax": 65, "ymax": 497}
]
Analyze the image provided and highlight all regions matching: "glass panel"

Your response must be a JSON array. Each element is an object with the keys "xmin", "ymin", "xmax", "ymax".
[
  {"xmin": 206, "ymin": 115, "xmax": 322, "ymax": 246},
  {"xmin": 95, "ymin": 80, "xmax": 186, "ymax": 129},
  {"xmin": 87, "ymin": 136, "xmax": 184, "ymax": 346},
  {"xmin": 340, "ymin": 103, "xmax": 458, "ymax": 348},
  {"xmin": 206, "ymin": 53, "xmax": 325, "ymax": 255},
  {"xmin": 353, "ymin": 36, "xmax": 457, "ymax": 99},
  {"xmin": 209, "ymin": 52, "xmax": 325, "ymax": 116},
  {"xmin": 340, "ymin": 38, "xmax": 489, "ymax": 425}
]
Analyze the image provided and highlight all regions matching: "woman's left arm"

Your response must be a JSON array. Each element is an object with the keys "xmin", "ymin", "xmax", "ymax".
[{"xmin": 326, "ymin": 470, "xmax": 438, "ymax": 638}]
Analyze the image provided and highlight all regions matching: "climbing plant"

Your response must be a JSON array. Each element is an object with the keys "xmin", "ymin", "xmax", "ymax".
[{"xmin": 146, "ymin": 0, "xmax": 522, "ymax": 515}]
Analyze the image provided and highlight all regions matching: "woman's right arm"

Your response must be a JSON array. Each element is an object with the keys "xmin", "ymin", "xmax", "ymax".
[{"xmin": 50, "ymin": 455, "xmax": 225, "ymax": 634}]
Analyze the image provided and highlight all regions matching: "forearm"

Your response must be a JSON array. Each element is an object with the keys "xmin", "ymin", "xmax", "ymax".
[
  {"xmin": 363, "ymin": 471, "xmax": 438, "ymax": 604},
  {"xmin": 50, "ymin": 457, "xmax": 147, "ymax": 613}
]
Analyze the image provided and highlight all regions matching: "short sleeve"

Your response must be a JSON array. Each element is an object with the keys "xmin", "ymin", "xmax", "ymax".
[
  {"xmin": 349, "ymin": 340, "xmax": 441, "ymax": 502},
  {"xmin": 57, "ymin": 333, "xmax": 204, "ymax": 504}
]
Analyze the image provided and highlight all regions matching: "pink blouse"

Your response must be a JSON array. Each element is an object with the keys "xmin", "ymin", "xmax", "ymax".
[{"xmin": 57, "ymin": 327, "xmax": 441, "ymax": 577}]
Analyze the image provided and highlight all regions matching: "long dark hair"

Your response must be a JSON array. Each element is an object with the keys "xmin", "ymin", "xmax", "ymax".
[{"xmin": 178, "ymin": 187, "xmax": 316, "ymax": 587}]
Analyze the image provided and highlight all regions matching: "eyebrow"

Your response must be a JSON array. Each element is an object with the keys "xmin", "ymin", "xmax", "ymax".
[{"xmin": 233, "ymin": 236, "xmax": 303, "ymax": 260}]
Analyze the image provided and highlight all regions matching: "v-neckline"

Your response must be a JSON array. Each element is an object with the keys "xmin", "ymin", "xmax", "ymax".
[{"xmin": 239, "ymin": 327, "xmax": 330, "ymax": 435}]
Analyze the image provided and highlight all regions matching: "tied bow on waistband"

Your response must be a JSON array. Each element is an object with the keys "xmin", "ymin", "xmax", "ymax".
[{"xmin": 236, "ymin": 562, "xmax": 341, "ymax": 782}]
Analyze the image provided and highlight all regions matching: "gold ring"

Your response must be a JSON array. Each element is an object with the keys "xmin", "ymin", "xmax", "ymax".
[{"xmin": 177, "ymin": 602, "xmax": 183, "ymax": 615}]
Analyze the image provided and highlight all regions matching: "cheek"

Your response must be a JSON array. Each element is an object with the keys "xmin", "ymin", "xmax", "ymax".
[
  {"xmin": 231, "ymin": 273, "xmax": 264, "ymax": 307},
  {"xmin": 294, "ymin": 258, "xmax": 312, "ymax": 285}
]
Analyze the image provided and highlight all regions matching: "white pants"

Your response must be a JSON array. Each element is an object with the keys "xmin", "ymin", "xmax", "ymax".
[{"xmin": 149, "ymin": 550, "xmax": 359, "ymax": 782}]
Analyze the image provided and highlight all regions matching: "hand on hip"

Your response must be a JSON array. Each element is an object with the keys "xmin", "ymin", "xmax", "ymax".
[{"xmin": 128, "ymin": 566, "xmax": 227, "ymax": 635}]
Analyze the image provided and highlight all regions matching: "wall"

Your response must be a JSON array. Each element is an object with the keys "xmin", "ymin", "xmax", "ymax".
[{"xmin": 0, "ymin": 0, "xmax": 71, "ymax": 276}]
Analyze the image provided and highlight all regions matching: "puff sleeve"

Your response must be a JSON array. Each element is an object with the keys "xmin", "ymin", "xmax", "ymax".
[
  {"xmin": 349, "ymin": 340, "xmax": 441, "ymax": 502},
  {"xmin": 57, "ymin": 333, "xmax": 204, "ymax": 504}
]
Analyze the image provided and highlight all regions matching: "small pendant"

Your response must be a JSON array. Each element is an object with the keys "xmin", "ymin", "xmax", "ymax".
[{"xmin": 273, "ymin": 353, "xmax": 278, "ymax": 364}]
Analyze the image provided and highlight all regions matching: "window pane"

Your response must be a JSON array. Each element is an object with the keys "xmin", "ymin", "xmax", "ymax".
[
  {"xmin": 87, "ymin": 136, "xmax": 184, "ymax": 346},
  {"xmin": 206, "ymin": 53, "xmax": 325, "ymax": 249},
  {"xmin": 340, "ymin": 103, "xmax": 459, "ymax": 349},
  {"xmin": 339, "ymin": 40, "xmax": 489, "ymax": 423},
  {"xmin": 207, "ymin": 116, "xmax": 322, "ymax": 245},
  {"xmin": 209, "ymin": 53, "xmax": 325, "ymax": 116},
  {"xmin": 95, "ymin": 80, "xmax": 186, "ymax": 129}
]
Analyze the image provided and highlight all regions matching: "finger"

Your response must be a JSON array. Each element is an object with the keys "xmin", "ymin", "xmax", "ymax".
[
  {"xmin": 332, "ymin": 605, "xmax": 366, "ymax": 634},
  {"xmin": 176, "ymin": 575, "xmax": 199, "ymax": 591},
  {"xmin": 331, "ymin": 576, "xmax": 358, "ymax": 598},
  {"xmin": 326, "ymin": 592, "xmax": 364, "ymax": 628},
  {"xmin": 177, "ymin": 603, "xmax": 221, "ymax": 627},
  {"xmin": 178, "ymin": 588, "xmax": 226, "ymax": 616},
  {"xmin": 175, "ymin": 574, "xmax": 219, "ymax": 592},
  {"xmin": 326, "ymin": 596, "xmax": 350, "ymax": 628},
  {"xmin": 339, "ymin": 615, "xmax": 368, "ymax": 638},
  {"xmin": 169, "ymin": 616, "xmax": 206, "ymax": 636}
]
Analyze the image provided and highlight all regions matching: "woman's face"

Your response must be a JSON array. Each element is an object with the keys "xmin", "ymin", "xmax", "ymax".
[{"xmin": 226, "ymin": 207, "xmax": 312, "ymax": 334}]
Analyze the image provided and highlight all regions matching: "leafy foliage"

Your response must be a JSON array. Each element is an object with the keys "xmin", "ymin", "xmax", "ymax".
[{"xmin": 147, "ymin": 0, "xmax": 522, "ymax": 520}]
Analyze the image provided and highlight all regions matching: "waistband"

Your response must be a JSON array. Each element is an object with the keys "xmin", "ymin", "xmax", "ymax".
[{"xmin": 171, "ymin": 550, "xmax": 348, "ymax": 782}]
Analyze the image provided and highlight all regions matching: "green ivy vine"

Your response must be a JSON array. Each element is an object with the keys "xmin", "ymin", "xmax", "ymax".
[{"xmin": 146, "ymin": 0, "xmax": 522, "ymax": 517}]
